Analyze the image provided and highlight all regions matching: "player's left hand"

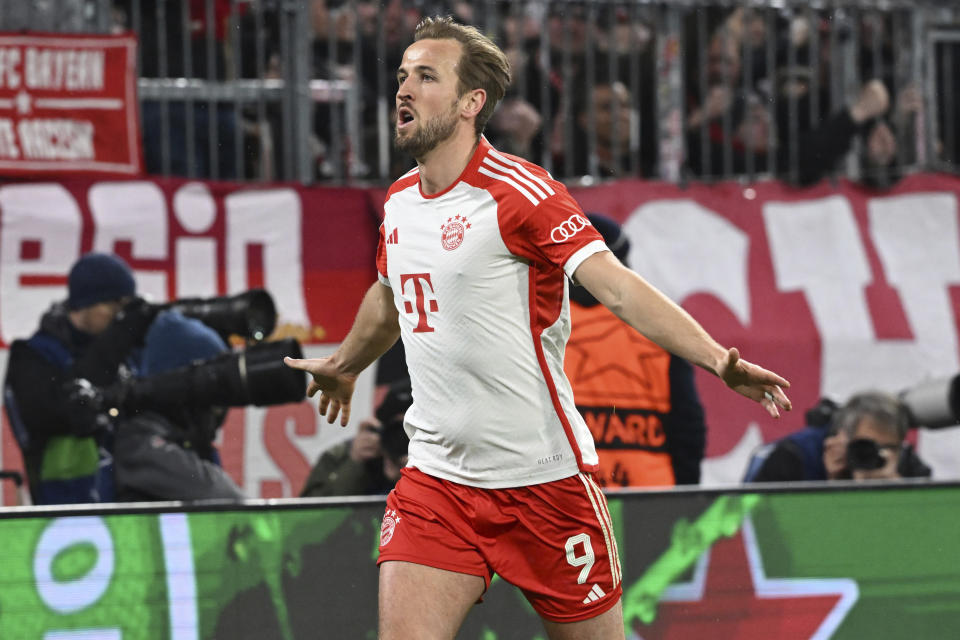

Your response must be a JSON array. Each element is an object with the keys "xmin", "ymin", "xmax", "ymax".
[
  {"xmin": 719, "ymin": 347, "xmax": 792, "ymax": 418},
  {"xmin": 283, "ymin": 356, "xmax": 357, "ymax": 426}
]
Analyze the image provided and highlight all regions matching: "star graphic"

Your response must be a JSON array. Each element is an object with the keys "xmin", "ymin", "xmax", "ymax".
[
  {"xmin": 633, "ymin": 518, "xmax": 858, "ymax": 639},
  {"xmin": 466, "ymin": 223, "xmax": 472, "ymax": 229},
  {"xmin": 14, "ymin": 90, "xmax": 31, "ymax": 115},
  {"xmin": 566, "ymin": 306, "xmax": 672, "ymax": 411}
]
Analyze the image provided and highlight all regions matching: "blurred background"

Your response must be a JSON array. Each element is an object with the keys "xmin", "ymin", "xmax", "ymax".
[{"xmin": 1, "ymin": 2, "xmax": 960, "ymax": 638}]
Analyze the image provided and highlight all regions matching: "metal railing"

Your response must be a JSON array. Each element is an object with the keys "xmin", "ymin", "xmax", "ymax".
[{"xmin": 2, "ymin": 0, "xmax": 959, "ymax": 186}]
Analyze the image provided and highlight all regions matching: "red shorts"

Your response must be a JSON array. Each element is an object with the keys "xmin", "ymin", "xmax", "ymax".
[{"xmin": 377, "ymin": 467, "xmax": 622, "ymax": 623}]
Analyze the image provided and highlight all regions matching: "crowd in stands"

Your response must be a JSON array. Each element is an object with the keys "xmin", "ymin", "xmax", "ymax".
[{"xmin": 100, "ymin": 0, "xmax": 959, "ymax": 185}]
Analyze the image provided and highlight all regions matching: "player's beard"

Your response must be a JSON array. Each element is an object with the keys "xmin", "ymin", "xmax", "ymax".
[{"xmin": 394, "ymin": 99, "xmax": 460, "ymax": 159}]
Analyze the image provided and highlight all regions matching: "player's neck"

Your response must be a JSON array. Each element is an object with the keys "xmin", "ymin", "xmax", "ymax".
[{"xmin": 416, "ymin": 128, "xmax": 480, "ymax": 195}]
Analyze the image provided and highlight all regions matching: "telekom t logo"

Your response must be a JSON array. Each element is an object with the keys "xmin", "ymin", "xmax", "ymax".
[{"xmin": 400, "ymin": 272, "xmax": 438, "ymax": 333}]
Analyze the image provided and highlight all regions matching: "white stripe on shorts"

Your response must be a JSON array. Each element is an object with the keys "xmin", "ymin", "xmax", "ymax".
[
  {"xmin": 584, "ymin": 474, "xmax": 622, "ymax": 583},
  {"xmin": 577, "ymin": 473, "xmax": 620, "ymax": 587}
]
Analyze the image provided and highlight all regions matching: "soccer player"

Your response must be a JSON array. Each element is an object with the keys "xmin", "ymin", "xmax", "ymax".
[{"xmin": 284, "ymin": 16, "xmax": 791, "ymax": 640}]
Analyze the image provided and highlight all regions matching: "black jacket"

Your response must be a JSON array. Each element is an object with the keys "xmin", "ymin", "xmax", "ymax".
[{"xmin": 3, "ymin": 300, "xmax": 153, "ymax": 502}]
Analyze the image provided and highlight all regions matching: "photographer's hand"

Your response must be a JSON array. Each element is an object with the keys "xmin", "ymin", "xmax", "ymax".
[
  {"xmin": 283, "ymin": 356, "xmax": 357, "ymax": 426},
  {"xmin": 61, "ymin": 378, "xmax": 114, "ymax": 436}
]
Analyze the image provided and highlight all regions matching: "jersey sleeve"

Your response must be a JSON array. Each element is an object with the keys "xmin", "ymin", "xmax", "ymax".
[
  {"xmin": 504, "ymin": 181, "xmax": 607, "ymax": 279},
  {"xmin": 376, "ymin": 223, "xmax": 390, "ymax": 287}
]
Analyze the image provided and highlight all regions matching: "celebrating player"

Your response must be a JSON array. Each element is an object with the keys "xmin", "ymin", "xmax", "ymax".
[{"xmin": 285, "ymin": 16, "xmax": 791, "ymax": 640}]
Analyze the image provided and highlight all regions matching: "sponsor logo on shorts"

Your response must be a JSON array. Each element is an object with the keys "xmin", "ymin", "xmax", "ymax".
[
  {"xmin": 380, "ymin": 508, "xmax": 400, "ymax": 546},
  {"xmin": 550, "ymin": 214, "xmax": 588, "ymax": 243}
]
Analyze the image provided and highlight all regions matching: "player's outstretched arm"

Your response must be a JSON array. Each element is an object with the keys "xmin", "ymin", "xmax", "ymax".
[
  {"xmin": 575, "ymin": 251, "xmax": 791, "ymax": 417},
  {"xmin": 284, "ymin": 281, "xmax": 400, "ymax": 426}
]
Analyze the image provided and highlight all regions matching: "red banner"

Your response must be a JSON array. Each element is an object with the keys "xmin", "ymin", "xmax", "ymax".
[
  {"xmin": 1, "ymin": 174, "xmax": 960, "ymax": 504},
  {"xmin": 0, "ymin": 32, "xmax": 141, "ymax": 175}
]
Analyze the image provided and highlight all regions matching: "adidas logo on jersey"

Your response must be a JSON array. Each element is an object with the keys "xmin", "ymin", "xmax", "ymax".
[
  {"xmin": 385, "ymin": 227, "xmax": 399, "ymax": 245},
  {"xmin": 582, "ymin": 584, "xmax": 606, "ymax": 604}
]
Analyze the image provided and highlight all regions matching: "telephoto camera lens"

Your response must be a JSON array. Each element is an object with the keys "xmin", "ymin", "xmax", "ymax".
[
  {"xmin": 116, "ymin": 338, "xmax": 306, "ymax": 412},
  {"xmin": 164, "ymin": 289, "xmax": 278, "ymax": 341}
]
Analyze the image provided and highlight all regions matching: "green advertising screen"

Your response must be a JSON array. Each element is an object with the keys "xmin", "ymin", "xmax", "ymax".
[{"xmin": 1, "ymin": 485, "xmax": 958, "ymax": 639}]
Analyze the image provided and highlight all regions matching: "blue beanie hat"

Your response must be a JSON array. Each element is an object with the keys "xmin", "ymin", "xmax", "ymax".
[
  {"xmin": 141, "ymin": 311, "xmax": 228, "ymax": 376},
  {"xmin": 68, "ymin": 253, "xmax": 136, "ymax": 310}
]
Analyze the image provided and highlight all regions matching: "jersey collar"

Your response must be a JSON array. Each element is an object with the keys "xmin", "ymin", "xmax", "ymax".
[{"xmin": 418, "ymin": 136, "xmax": 491, "ymax": 200}]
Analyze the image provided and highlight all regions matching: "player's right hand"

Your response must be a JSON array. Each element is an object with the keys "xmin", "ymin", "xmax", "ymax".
[{"xmin": 283, "ymin": 356, "xmax": 357, "ymax": 426}]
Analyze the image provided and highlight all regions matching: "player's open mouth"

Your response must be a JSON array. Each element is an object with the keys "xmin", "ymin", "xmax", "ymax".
[{"xmin": 397, "ymin": 107, "xmax": 415, "ymax": 129}]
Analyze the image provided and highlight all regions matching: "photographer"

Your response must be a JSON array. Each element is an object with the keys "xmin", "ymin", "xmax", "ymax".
[
  {"xmin": 113, "ymin": 310, "xmax": 244, "ymax": 502},
  {"xmin": 300, "ymin": 378, "xmax": 412, "ymax": 497},
  {"xmin": 746, "ymin": 391, "xmax": 931, "ymax": 483},
  {"xmin": 2, "ymin": 253, "xmax": 155, "ymax": 504}
]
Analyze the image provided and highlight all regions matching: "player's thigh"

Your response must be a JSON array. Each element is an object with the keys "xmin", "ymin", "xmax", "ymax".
[
  {"xmin": 379, "ymin": 560, "xmax": 486, "ymax": 640},
  {"xmin": 542, "ymin": 599, "xmax": 625, "ymax": 640}
]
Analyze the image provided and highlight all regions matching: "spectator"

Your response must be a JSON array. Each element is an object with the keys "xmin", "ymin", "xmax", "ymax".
[
  {"xmin": 2, "ymin": 253, "xmax": 154, "ymax": 504},
  {"xmin": 684, "ymin": 25, "xmax": 771, "ymax": 177},
  {"xmin": 112, "ymin": 311, "xmax": 245, "ymax": 501},
  {"xmin": 118, "ymin": 0, "xmax": 240, "ymax": 178},
  {"xmin": 772, "ymin": 48, "xmax": 895, "ymax": 186},
  {"xmin": 566, "ymin": 214, "xmax": 707, "ymax": 487},
  {"xmin": 485, "ymin": 96, "xmax": 543, "ymax": 161},
  {"xmin": 564, "ymin": 72, "xmax": 642, "ymax": 179},
  {"xmin": 300, "ymin": 377, "xmax": 412, "ymax": 497},
  {"xmin": 745, "ymin": 391, "xmax": 931, "ymax": 483}
]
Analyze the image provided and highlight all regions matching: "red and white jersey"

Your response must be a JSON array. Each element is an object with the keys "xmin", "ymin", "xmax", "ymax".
[{"xmin": 377, "ymin": 138, "xmax": 608, "ymax": 488}]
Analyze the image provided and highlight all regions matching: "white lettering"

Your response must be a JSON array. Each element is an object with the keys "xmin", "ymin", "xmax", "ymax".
[
  {"xmin": 174, "ymin": 182, "xmax": 219, "ymax": 298},
  {"xmin": 764, "ymin": 195, "xmax": 960, "ymax": 398},
  {"xmin": 34, "ymin": 517, "xmax": 114, "ymax": 613},
  {"xmin": 0, "ymin": 118, "xmax": 20, "ymax": 158},
  {"xmin": 625, "ymin": 199, "xmax": 751, "ymax": 323},
  {"xmin": 0, "ymin": 183, "xmax": 82, "ymax": 344},
  {"xmin": 0, "ymin": 47, "xmax": 21, "ymax": 89},
  {"xmin": 25, "ymin": 48, "xmax": 104, "ymax": 91},
  {"xmin": 157, "ymin": 513, "xmax": 200, "ymax": 640},
  {"xmin": 17, "ymin": 119, "xmax": 94, "ymax": 160},
  {"xmin": 225, "ymin": 189, "xmax": 309, "ymax": 325},
  {"xmin": 88, "ymin": 182, "xmax": 170, "ymax": 302}
]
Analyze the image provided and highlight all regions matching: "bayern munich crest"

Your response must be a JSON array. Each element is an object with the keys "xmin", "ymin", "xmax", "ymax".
[
  {"xmin": 380, "ymin": 508, "xmax": 400, "ymax": 546},
  {"xmin": 440, "ymin": 214, "xmax": 471, "ymax": 251}
]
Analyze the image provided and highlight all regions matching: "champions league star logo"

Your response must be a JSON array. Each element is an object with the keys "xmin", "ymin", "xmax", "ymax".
[{"xmin": 441, "ymin": 214, "xmax": 471, "ymax": 251}]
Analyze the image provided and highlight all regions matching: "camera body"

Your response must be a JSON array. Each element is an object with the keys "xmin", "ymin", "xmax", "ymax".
[{"xmin": 845, "ymin": 438, "xmax": 891, "ymax": 472}]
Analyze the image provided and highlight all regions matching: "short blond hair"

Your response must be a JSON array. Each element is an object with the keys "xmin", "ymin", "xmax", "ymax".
[{"xmin": 414, "ymin": 16, "xmax": 512, "ymax": 137}]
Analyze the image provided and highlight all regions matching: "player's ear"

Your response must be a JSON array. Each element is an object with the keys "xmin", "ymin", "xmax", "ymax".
[{"xmin": 461, "ymin": 88, "xmax": 486, "ymax": 120}]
